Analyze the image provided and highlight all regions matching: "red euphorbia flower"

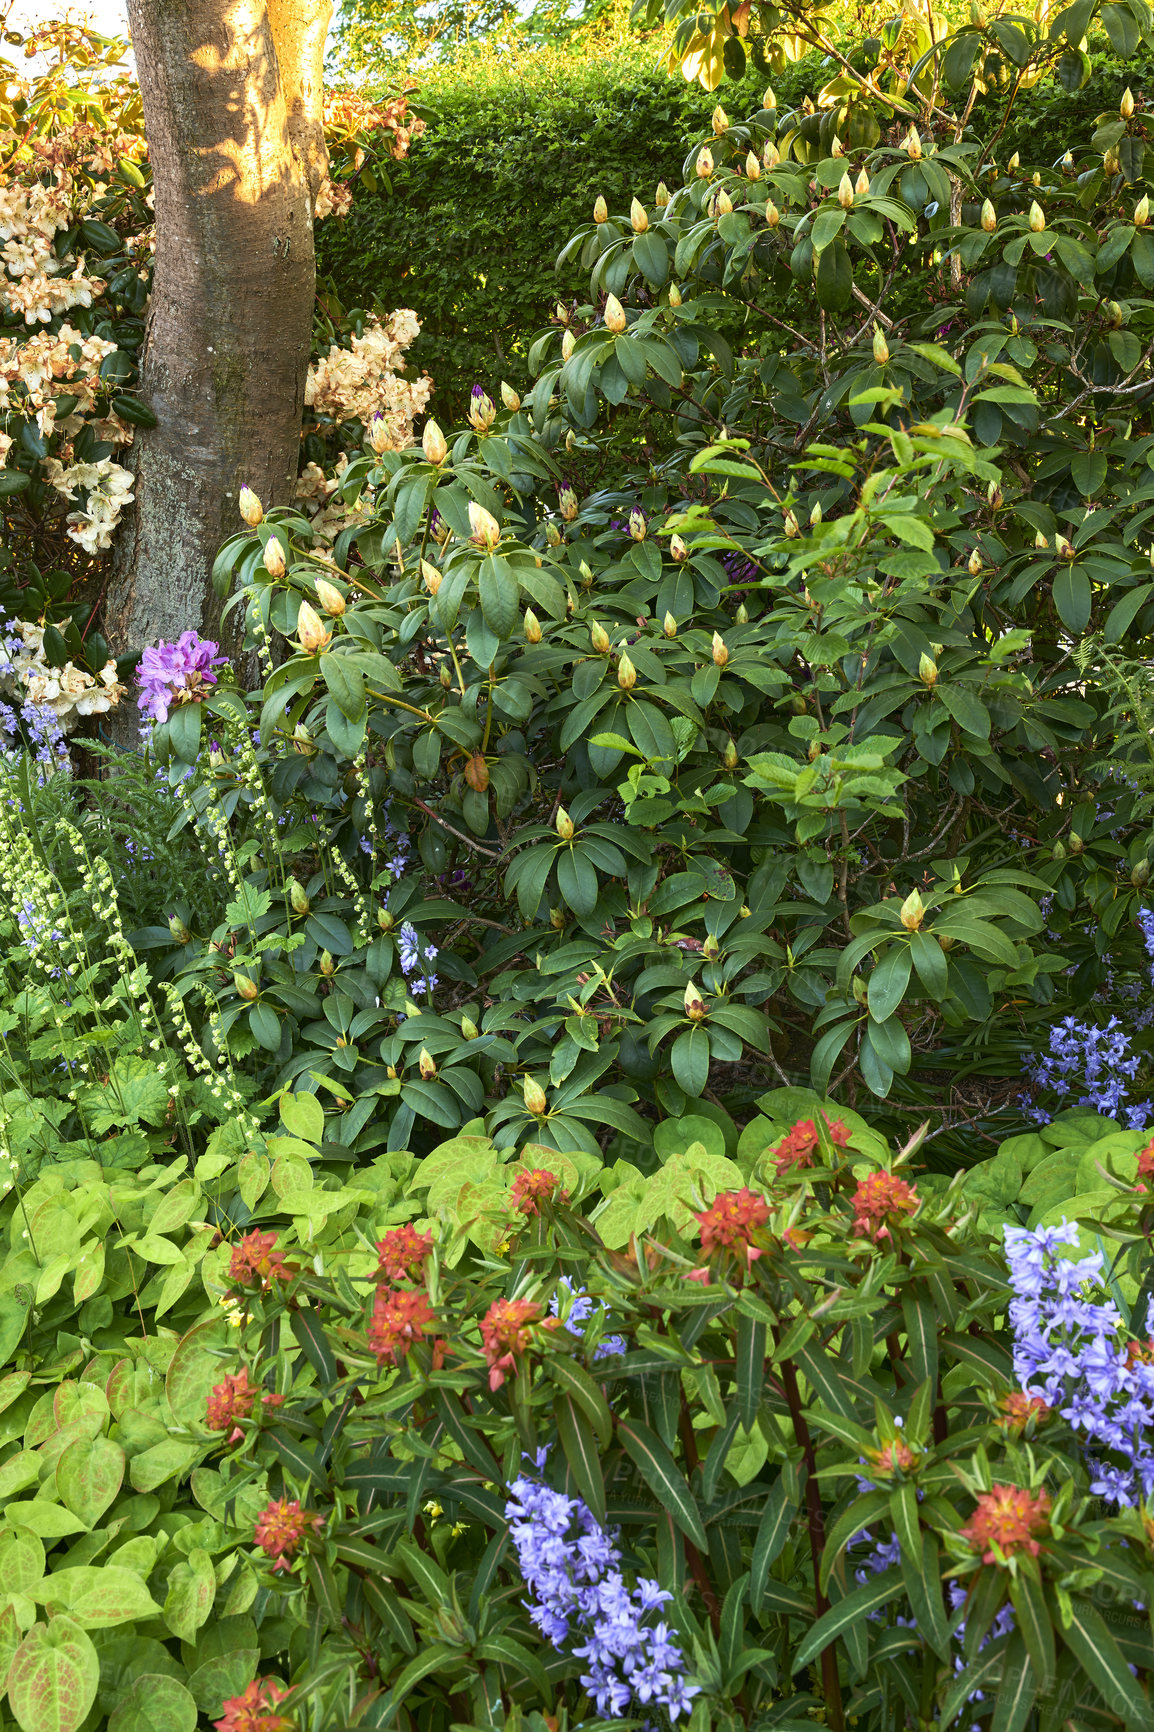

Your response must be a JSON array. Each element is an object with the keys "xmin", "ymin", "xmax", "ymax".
[
  {"xmin": 1136, "ymin": 1139, "xmax": 1154, "ymax": 1190},
  {"xmin": 996, "ymin": 1391, "xmax": 1051, "ymax": 1434},
  {"xmin": 960, "ymin": 1484, "xmax": 1051, "ymax": 1565},
  {"xmin": 214, "ymin": 1678, "xmax": 294, "ymax": 1732},
  {"xmin": 864, "ymin": 1437, "xmax": 920, "ymax": 1479},
  {"xmin": 205, "ymin": 1367, "xmax": 281, "ymax": 1441},
  {"xmin": 510, "ymin": 1168, "xmax": 568, "ymax": 1216},
  {"xmin": 374, "ymin": 1223, "xmax": 433, "ymax": 1285},
  {"xmin": 772, "ymin": 1114, "xmax": 852, "ymax": 1175},
  {"xmin": 695, "ymin": 1188, "xmax": 770, "ymax": 1260},
  {"xmin": 229, "ymin": 1230, "xmax": 293, "ymax": 1290},
  {"xmin": 851, "ymin": 1172, "xmax": 920, "ymax": 1241},
  {"xmin": 481, "ymin": 1297, "xmax": 559, "ymax": 1390},
  {"xmin": 368, "ymin": 1286, "xmax": 436, "ymax": 1365},
  {"xmin": 254, "ymin": 1499, "xmax": 324, "ymax": 1572}
]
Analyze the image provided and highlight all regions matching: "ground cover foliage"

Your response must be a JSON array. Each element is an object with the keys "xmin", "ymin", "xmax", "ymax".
[{"xmin": 8, "ymin": 0, "xmax": 1154, "ymax": 1727}]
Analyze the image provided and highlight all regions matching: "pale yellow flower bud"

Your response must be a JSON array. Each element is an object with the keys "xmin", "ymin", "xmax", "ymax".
[
  {"xmin": 830, "ymin": 135, "xmax": 844, "ymax": 158},
  {"xmin": 783, "ymin": 508, "xmax": 800, "ymax": 538},
  {"xmin": 418, "ymin": 1048, "xmax": 436, "ymax": 1080},
  {"xmin": 716, "ymin": 187, "xmax": 734, "ymax": 217},
  {"xmin": 501, "ymin": 380, "xmax": 521, "ymax": 411},
  {"xmin": 684, "ymin": 980, "xmax": 706, "ymax": 1021},
  {"xmin": 319, "ymin": 951, "xmax": 335, "ymax": 977},
  {"xmin": 723, "ymin": 738, "xmax": 738, "ymax": 769},
  {"xmin": 837, "ymin": 171, "xmax": 855, "ymax": 210},
  {"xmin": 617, "ymin": 652, "xmax": 637, "ymax": 690},
  {"xmin": 556, "ymin": 806, "xmax": 575, "ymax": 840},
  {"xmin": 855, "ymin": 168, "xmax": 871, "ymax": 196},
  {"xmin": 556, "ymin": 301, "xmax": 569, "ymax": 324},
  {"xmin": 1028, "ymin": 201, "xmax": 1045, "ymax": 232},
  {"xmin": 604, "ymin": 294, "xmax": 627, "ymax": 333},
  {"xmin": 315, "ymin": 577, "xmax": 346, "ymax": 616},
  {"xmin": 899, "ymin": 888, "xmax": 925, "ymax": 931},
  {"xmin": 668, "ymin": 282, "xmax": 683, "ymax": 308},
  {"xmin": 663, "ymin": 612, "xmax": 678, "ymax": 638},
  {"xmin": 763, "ymin": 140, "xmax": 780, "ymax": 170},
  {"xmin": 918, "ymin": 652, "xmax": 938, "ymax": 687},
  {"xmin": 545, "ymin": 520, "xmax": 562, "ymax": 547},
  {"xmin": 262, "ymin": 535, "xmax": 286, "ymax": 578},
  {"xmin": 523, "ymin": 1076, "xmax": 548, "ymax": 1116},
  {"xmin": 460, "ymin": 1014, "xmax": 479, "ymax": 1040},
  {"xmin": 670, "ymin": 534, "xmax": 688, "ymax": 562},
  {"xmin": 628, "ymin": 507, "xmax": 647, "ymax": 541},
  {"xmin": 967, "ymin": 546, "xmax": 983, "ymax": 576},
  {"xmin": 559, "ymin": 485, "xmax": 578, "ymax": 522},
  {"xmin": 420, "ymin": 559, "xmax": 442, "ymax": 595},
  {"xmin": 561, "ymin": 328, "xmax": 576, "ymax": 360},
  {"xmin": 1122, "ymin": 87, "xmax": 1135, "ymax": 119},
  {"xmin": 631, "ymin": 197, "xmax": 649, "ymax": 233},
  {"xmin": 1137, "ymin": 194, "xmax": 1151, "ymax": 227},
  {"xmin": 593, "ymin": 194, "xmax": 608, "ymax": 223},
  {"xmin": 810, "ymin": 501, "xmax": 823, "ymax": 527},
  {"xmin": 712, "ymin": 105, "xmax": 729, "ymax": 135},
  {"xmin": 905, "ymin": 128, "xmax": 922, "ymax": 161},
  {"xmin": 1035, "ymin": 531, "xmax": 1049, "ymax": 549},
  {"xmin": 655, "ymin": 181, "xmax": 670, "ymax": 206},
  {"xmin": 711, "ymin": 631, "xmax": 729, "ymax": 667},
  {"xmin": 591, "ymin": 621, "xmax": 610, "ymax": 654},
  {"xmin": 873, "ymin": 324, "xmax": 890, "ymax": 365},
  {"xmin": 980, "ymin": 198, "xmax": 997, "ymax": 232},
  {"xmin": 763, "ymin": 85, "xmax": 776, "ymax": 109},
  {"xmin": 422, "ymin": 419, "xmax": 448, "ymax": 465},
  {"xmin": 297, "ymin": 599, "xmax": 331, "ymax": 654},
  {"xmin": 234, "ymin": 973, "xmax": 259, "ymax": 1002},
  {"xmin": 696, "ymin": 146, "xmax": 714, "ymax": 178},
  {"xmin": 524, "ymin": 608, "xmax": 542, "ymax": 644},
  {"xmin": 1007, "ymin": 151, "xmax": 1020, "ymax": 171},
  {"xmin": 746, "ymin": 151, "xmax": 761, "ymax": 181},
  {"xmin": 765, "ymin": 198, "xmax": 781, "ymax": 227},
  {"xmin": 288, "ymin": 877, "xmax": 310, "ymax": 915},
  {"xmin": 469, "ymin": 502, "xmax": 501, "ymax": 551},
  {"xmin": 238, "ymin": 485, "xmax": 263, "ymax": 527}
]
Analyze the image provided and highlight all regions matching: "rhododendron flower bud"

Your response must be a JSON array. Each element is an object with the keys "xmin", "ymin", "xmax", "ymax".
[
  {"xmin": 763, "ymin": 139, "xmax": 780, "ymax": 169},
  {"xmin": 545, "ymin": 520, "xmax": 562, "ymax": 546},
  {"xmin": 905, "ymin": 127, "xmax": 922, "ymax": 160},
  {"xmin": 723, "ymin": 738, "xmax": 738, "ymax": 769},
  {"xmin": 234, "ymin": 973, "xmax": 259, "ymax": 1002},
  {"xmin": 696, "ymin": 146, "xmax": 714, "ymax": 178},
  {"xmin": 764, "ymin": 84, "xmax": 776, "ymax": 109},
  {"xmin": 670, "ymin": 533, "xmax": 688, "ymax": 561},
  {"xmin": 293, "ymin": 723, "xmax": 313, "ymax": 755},
  {"xmin": 631, "ymin": 197, "xmax": 649, "ymax": 232},
  {"xmin": 297, "ymin": 600, "xmax": 331, "ymax": 653},
  {"xmin": 628, "ymin": 507, "xmax": 646, "ymax": 541},
  {"xmin": 559, "ymin": 485, "xmax": 578, "ymax": 521},
  {"xmin": 736, "ymin": 601, "xmax": 749, "ymax": 622},
  {"xmin": 980, "ymin": 198, "xmax": 997, "ymax": 231},
  {"xmin": 668, "ymin": 281, "xmax": 683, "ymax": 307},
  {"xmin": 655, "ymin": 180, "xmax": 671, "ymax": 207},
  {"xmin": 711, "ymin": 631, "xmax": 729, "ymax": 667},
  {"xmin": 1007, "ymin": 151, "xmax": 1020, "ymax": 170},
  {"xmin": 900, "ymin": 888, "xmax": 925, "ymax": 931},
  {"xmin": 716, "ymin": 187, "xmax": 734, "ymax": 216},
  {"xmin": 685, "ymin": 980, "xmax": 706, "ymax": 1020},
  {"xmin": 1035, "ymin": 530, "xmax": 1049, "ymax": 549},
  {"xmin": 765, "ymin": 198, "xmax": 780, "ymax": 227},
  {"xmin": 1122, "ymin": 87, "xmax": 1136, "ymax": 119},
  {"xmin": 168, "ymin": 914, "xmax": 191, "ymax": 943},
  {"xmin": 1137, "ymin": 194, "xmax": 1151, "ymax": 226},
  {"xmin": 593, "ymin": 194, "xmax": 608, "ymax": 222},
  {"xmin": 469, "ymin": 501, "xmax": 501, "ymax": 550},
  {"xmin": 830, "ymin": 135, "xmax": 844, "ymax": 158},
  {"xmin": 855, "ymin": 168, "xmax": 870, "ymax": 196},
  {"xmin": 421, "ymin": 559, "xmax": 442, "ymax": 595},
  {"xmin": 591, "ymin": 621, "xmax": 610, "ymax": 653},
  {"xmin": 837, "ymin": 171, "xmax": 854, "ymax": 208},
  {"xmin": 746, "ymin": 151, "xmax": 761, "ymax": 180},
  {"xmin": 712, "ymin": 105, "xmax": 729, "ymax": 134},
  {"xmin": 919, "ymin": 652, "xmax": 938, "ymax": 686},
  {"xmin": 968, "ymin": 546, "xmax": 983, "ymax": 575},
  {"xmin": 663, "ymin": 611, "xmax": 678, "ymax": 637},
  {"xmin": 524, "ymin": 608, "xmax": 542, "ymax": 643},
  {"xmin": 319, "ymin": 950, "xmax": 335, "ymax": 976},
  {"xmin": 378, "ymin": 906, "xmax": 394, "ymax": 931},
  {"xmin": 523, "ymin": 1076, "xmax": 548, "ymax": 1115},
  {"xmin": 873, "ymin": 324, "xmax": 889, "ymax": 364},
  {"xmin": 367, "ymin": 412, "xmax": 392, "ymax": 455},
  {"xmin": 617, "ymin": 651, "xmax": 637, "ymax": 690},
  {"xmin": 468, "ymin": 388, "xmax": 496, "ymax": 431},
  {"xmin": 1028, "ymin": 200, "xmax": 1045, "ymax": 231},
  {"xmin": 418, "ymin": 1048, "xmax": 436, "ymax": 1079},
  {"xmin": 461, "ymin": 1013, "xmax": 480, "ymax": 1039},
  {"xmin": 556, "ymin": 806, "xmax": 575, "ymax": 841},
  {"xmin": 604, "ymin": 294, "xmax": 627, "ymax": 333},
  {"xmin": 422, "ymin": 419, "xmax": 448, "ymax": 464},
  {"xmin": 561, "ymin": 328, "xmax": 576, "ymax": 360},
  {"xmin": 314, "ymin": 577, "xmax": 346, "ymax": 616},
  {"xmin": 288, "ymin": 878, "xmax": 310, "ymax": 915},
  {"xmin": 500, "ymin": 380, "xmax": 521, "ymax": 410},
  {"xmin": 783, "ymin": 508, "xmax": 800, "ymax": 537},
  {"xmin": 810, "ymin": 501, "xmax": 823, "ymax": 526},
  {"xmin": 1055, "ymin": 532, "xmax": 1074, "ymax": 558},
  {"xmin": 238, "ymin": 486, "xmax": 263, "ymax": 526},
  {"xmin": 579, "ymin": 560, "xmax": 594, "ymax": 585},
  {"xmin": 440, "ymin": 663, "xmax": 452, "ymax": 688},
  {"xmin": 262, "ymin": 536, "xmax": 285, "ymax": 578},
  {"xmin": 1105, "ymin": 148, "xmax": 1121, "ymax": 174}
]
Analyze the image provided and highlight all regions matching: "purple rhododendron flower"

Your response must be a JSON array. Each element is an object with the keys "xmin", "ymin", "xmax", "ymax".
[{"xmin": 137, "ymin": 631, "xmax": 225, "ymax": 724}]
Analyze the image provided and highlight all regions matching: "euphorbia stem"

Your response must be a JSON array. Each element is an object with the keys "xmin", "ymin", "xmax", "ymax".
[{"xmin": 779, "ymin": 1352, "xmax": 845, "ymax": 1732}]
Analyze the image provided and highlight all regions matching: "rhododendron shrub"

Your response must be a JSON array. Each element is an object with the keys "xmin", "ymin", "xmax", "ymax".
[{"xmin": 206, "ymin": 1114, "xmax": 1154, "ymax": 1732}]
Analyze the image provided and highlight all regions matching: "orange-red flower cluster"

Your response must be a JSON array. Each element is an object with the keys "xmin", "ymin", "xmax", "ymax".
[
  {"xmin": 851, "ymin": 1172, "xmax": 920, "ymax": 1241},
  {"xmin": 695, "ymin": 1188, "xmax": 770, "ymax": 1262},
  {"xmin": 368, "ymin": 1286, "xmax": 436, "ymax": 1366},
  {"xmin": 772, "ymin": 1114, "xmax": 852, "ymax": 1174},
  {"xmin": 510, "ymin": 1168, "xmax": 568, "ymax": 1216},
  {"xmin": 997, "ymin": 1391, "xmax": 1051, "ymax": 1434},
  {"xmin": 959, "ymin": 1483, "xmax": 1051, "ymax": 1565},
  {"xmin": 864, "ymin": 1437, "xmax": 920, "ymax": 1479},
  {"xmin": 205, "ymin": 1367, "xmax": 282, "ymax": 1440},
  {"xmin": 254, "ymin": 1499, "xmax": 324, "ymax": 1573},
  {"xmin": 229, "ymin": 1230, "xmax": 293, "ymax": 1290},
  {"xmin": 214, "ymin": 1678, "xmax": 294, "ymax": 1732},
  {"xmin": 480, "ymin": 1297, "xmax": 560, "ymax": 1391},
  {"xmin": 1137, "ymin": 1138, "xmax": 1154, "ymax": 1190},
  {"xmin": 374, "ymin": 1223, "xmax": 433, "ymax": 1285}
]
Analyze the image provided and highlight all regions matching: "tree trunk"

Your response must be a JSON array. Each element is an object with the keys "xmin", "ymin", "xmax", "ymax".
[{"xmin": 106, "ymin": 0, "xmax": 332, "ymax": 730}]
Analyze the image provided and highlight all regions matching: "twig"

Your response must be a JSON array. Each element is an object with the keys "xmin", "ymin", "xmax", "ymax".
[{"xmin": 409, "ymin": 798, "xmax": 503, "ymax": 860}]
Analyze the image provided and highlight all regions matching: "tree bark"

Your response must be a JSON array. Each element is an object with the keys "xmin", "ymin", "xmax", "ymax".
[{"xmin": 106, "ymin": 0, "xmax": 332, "ymax": 723}]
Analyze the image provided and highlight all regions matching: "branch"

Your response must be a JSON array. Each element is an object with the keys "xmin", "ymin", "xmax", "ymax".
[{"xmin": 409, "ymin": 797, "xmax": 504, "ymax": 860}]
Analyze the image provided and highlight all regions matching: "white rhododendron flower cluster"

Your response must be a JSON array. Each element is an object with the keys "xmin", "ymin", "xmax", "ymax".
[
  {"xmin": 0, "ymin": 620, "xmax": 124, "ymax": 730},
  {"xmin": 305, "ymin": 310, "xmax": 433, "ymax": 436},
  {"xmin": 0, "ymin": 169, "xmax": 105, "ymax": 324},
  {"xmin": 43, "ymin": 456, "xmax": 135, "ymax": 554}
]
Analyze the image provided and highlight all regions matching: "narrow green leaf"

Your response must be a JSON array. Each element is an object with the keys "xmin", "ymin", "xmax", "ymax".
[
  {"xmin": 547, "ymin": 1354, "xmax": 613, "ymax": 1449},
  {"xmin": 1055, "ymin": 1594, "xmax": 1152, "ymax": 1732},
  {"xmin": 735, "ymin": 1314, "xmax": 767, "ymax": 1432},
  {"xmin": 555, "ymin": 1393, "xmax": 607, "ymax": 1528},
  {"xmin": 792, "ymin": 1568, "xmax": 903, "ymax": 1671},
  {"xmin": 1009, "ymin": 1568, "xmax": 1054, "ymax": 1687},
  {"xmin": 991, "ymin": 1634, "xmax": 1038, "ymax": 1732},
  {"xmin": 618, "ymin": 1419, "xmax": 708, "ymax": 1550}
]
